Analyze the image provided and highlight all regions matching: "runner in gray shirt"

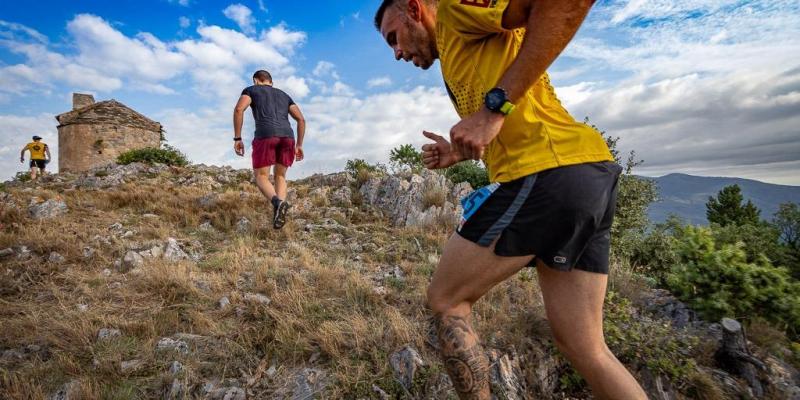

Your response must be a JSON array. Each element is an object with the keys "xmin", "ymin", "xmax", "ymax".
[{"xmin": 233, "ymin": 70, "xmax": 306, "ymax": 229}]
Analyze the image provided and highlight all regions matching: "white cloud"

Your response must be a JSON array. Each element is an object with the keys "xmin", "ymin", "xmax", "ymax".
[
  {"xmin": 223, "ymin": 4, "xmax": 256, "ymax": 35},
  {"xmin": 0, "ymin": 20, "xmax": 48, "ymax": 43},
  {"xmin": 179, "ymin": 16, "xmax": 191, "ymax": 29},
  {"xmin": 169, "ymin": 0, "xmax": 190, "ymax": 7},
  {"xmin": 258, "ymin": 0, "xmax": 268, "ymax": 13},
  {"xmin": 262, "ymin": 24, "xmax": 306, "ymax": 53},
  {"xmin": 312, "ymin": 61, "xmax": 339, "ymax": 80},
  {"xmin": 367, "ymin": 76, "xmax": 392, "ymax": 88}
]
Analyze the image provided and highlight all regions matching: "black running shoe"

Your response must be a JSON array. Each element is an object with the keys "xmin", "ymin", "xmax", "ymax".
[{"xmin": 273, "ymin": 201, "xmax": 291, "ymax": 229}]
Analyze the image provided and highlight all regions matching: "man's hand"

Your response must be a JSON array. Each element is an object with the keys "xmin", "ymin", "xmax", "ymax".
[
  {"xmin": 295, "ymin": 146, "xmax": 304, "ymax": 162},
  {"xmin": 234, "ymin": 140, "xmax": 245, "ymax": 156},
  {"xmin": 449, "ymin": 108, "xmax": 505, "ymax": 161},
  {"xmin": 20, "ymin": 157, "xmax": 24, "ymax": 163},
  {"xmin": 421, "ymin": 131, "xmax": 463, "ymax": 169}
]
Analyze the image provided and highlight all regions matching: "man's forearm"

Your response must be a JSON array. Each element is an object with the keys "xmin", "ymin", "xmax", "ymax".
[
  {"xmin": 233, "ymin": 110, "xmax": 244, "ymax": 138},
  {"xmin": 498, "ymin": 0, "xmax": 594, "ymax": 103},
  {"xmin": 296, "ymin": 120, "xmax": 305, "ymax": 146}
]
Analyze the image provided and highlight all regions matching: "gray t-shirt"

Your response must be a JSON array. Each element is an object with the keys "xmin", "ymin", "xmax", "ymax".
[{"xmin": 241, "ymin": 85, "xmax": 295, "ymax": 139}]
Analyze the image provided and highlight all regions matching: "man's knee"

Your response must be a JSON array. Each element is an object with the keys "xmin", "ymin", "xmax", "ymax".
[
  {"xmin": 550, "ymin": 328, "xmax": 609, "ymax": 363},
  {"xmin": 426, "ymin": 285, "xmax": 472, "ymax": 317}
]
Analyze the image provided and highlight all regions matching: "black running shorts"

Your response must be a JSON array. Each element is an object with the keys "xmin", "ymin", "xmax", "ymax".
[
  {"xmin": 30, "ymin": 159, "xmax": 46, "ymax": 170},
  {"xmin": 457, "ymin": 161, "xmax": 622, "ymax": 274}
]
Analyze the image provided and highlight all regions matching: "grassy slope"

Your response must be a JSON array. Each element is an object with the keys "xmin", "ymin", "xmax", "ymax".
[{"xmin": 0, "ymin": 167, "xmax": 750, "ymax": 399}]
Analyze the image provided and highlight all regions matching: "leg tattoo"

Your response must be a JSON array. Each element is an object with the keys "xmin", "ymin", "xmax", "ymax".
[{"xmin": 435, "ymin": 314, "xmax": 490, "ymax": 399}]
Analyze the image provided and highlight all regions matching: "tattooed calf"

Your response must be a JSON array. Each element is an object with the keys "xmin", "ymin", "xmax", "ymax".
[{"xmin": 435, "ymin": 314, "xmax": 490, "ymax": 399}]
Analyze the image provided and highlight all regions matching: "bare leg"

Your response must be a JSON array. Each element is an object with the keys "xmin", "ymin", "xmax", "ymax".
[
  {"xmin": 29, "ymin": 167, "xmax": 38, "ymax": 181},
  {"xmin": 427, "ymin": 234, "xmax": 533, "ymax": 399},
  {"xmin": 536, "ymin": 262, "xmax": 647, "ymax": 400},
  {"xmin": 273, "ymin": 164, "xmax": 288, "ymax": 200},
  {"xmin": 253, "ymin": 166, "xmax": 276, "ymax": 200}
]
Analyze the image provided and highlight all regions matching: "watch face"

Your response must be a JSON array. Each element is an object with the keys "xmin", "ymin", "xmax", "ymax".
[{"xmin": 485, "ymin": 89, "xmax": 506, "ymax": 111}]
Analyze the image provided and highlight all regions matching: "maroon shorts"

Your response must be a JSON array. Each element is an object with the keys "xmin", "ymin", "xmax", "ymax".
[{"xmin": 252, "ymin": 137, "xmax": 295, "ymax": 168}]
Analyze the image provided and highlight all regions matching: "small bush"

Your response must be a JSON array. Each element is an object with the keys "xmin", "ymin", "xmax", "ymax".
[
  {"xmin": 117, "ymin": 145, "xmax": 189, "ymax": 167},
  {"xmin": 14, "ymin": 171, "xmax": 31, "ymax": 183},
  {"xmin": 444, "ymin": 160, "xmax": 489, "ymax": 189},
  {"xmin": 345, "ymin": 159, "xmax": 385, "ymax": 176},
  {"xmin": 345, "ymin": 159, "xmax": 386, "ymax": 187},
  {"xmin": 389, "ymin": 144, "xmax": 423, "ymax": 173}
]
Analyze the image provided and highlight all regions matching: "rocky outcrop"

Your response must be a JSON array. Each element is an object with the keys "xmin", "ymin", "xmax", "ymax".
[{"xmin": 359, "ymin": 170, "xmax": 471, "ymax": 228}]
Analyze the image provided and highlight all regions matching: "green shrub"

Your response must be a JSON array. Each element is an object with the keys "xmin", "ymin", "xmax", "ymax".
[
  {"xmin": 389, "ymin": 144, "xmax": 423, "ymax": 173},
  {"xmin": 444, "ymin": 160, "xmax": 489, "ymax": 189},
  {"xmin": 14, "ymin": 171, "xmax": 31, "ymax": 182},
  {"xmin": 345, "ymin": 159, "xmax": 386, "ymax": 188},
  {"xmin": 344, "ymin": 159, "xmax": 386, "ymax": 176},
  {"xmin": 116, "ymin": 144, "xmax": 189, "ymax": 167},
  {"xmin": 666, "ymin": 225, "xmax": 800, "ymax": 336}
]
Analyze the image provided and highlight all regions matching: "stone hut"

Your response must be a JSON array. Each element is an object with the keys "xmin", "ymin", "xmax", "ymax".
[{"xmin": 56, "ymin": 93, "xmax": 162, "ymax": 173}]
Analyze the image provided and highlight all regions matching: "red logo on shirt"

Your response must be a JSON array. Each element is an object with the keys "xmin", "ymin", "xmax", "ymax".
[{"xmin": 460, "ymin": 0, "xmax": 492, "ymax": 8}]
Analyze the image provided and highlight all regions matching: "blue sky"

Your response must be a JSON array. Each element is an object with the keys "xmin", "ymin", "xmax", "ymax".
[{"xmin": 1, "ymin": 0, "xmax": 799, "ymax": 185}]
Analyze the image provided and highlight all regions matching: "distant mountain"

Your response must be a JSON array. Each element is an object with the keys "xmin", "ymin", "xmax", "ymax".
[{"xmin": 646, "ymin": 173, "xmax": 800, "ymax": 225}]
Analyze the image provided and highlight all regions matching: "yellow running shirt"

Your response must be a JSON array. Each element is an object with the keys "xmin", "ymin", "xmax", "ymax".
[
  {"xmin": 436, "ymin": 0, "xmax": 613, "ymax": 183},
  {"xmin": 25, "ymin": 142, "xmax": 48, "ymax": 160}
]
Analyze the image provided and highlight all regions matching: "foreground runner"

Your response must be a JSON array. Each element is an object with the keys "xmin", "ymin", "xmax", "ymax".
[
  {"xmin": 20, "ymin": 135, "xmax": 51, "ymax": 182},
  {"xmin": 233, "ymin": 70, "xmax": 306, "ymax": 229},
  {"xmin": 375, "ymin": 0, "xmax": 647, "ymax": 398}
]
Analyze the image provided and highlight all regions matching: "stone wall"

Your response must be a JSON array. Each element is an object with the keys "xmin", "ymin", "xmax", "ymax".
[{"xmin": 58, "ymin": 124, "xmax": 160, "ymax": 173}]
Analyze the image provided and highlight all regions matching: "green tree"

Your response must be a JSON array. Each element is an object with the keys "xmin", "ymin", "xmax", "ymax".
[
  {"xmin": 706, "ymin": 184, "xmax": 760, "ymax": 226},
  {"xmin": 774, "ymin": 203, "xmax": 800, "ymax": 251},
  {"xmin": 773, "ymin": 202, "xmax": 800, "ymax": 279},
  {"xmin": 389, "ymin": 144, "xmax": 423, "ymax": 173}
]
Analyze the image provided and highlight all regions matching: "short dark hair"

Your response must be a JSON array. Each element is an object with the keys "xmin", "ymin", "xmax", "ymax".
[
  {"xmin": 374, "ymin": 0, "xmax": 400, "ymax": 31},
  {"xmin": 253, "ymin": 70, "xmax": 272, "ymax": 83}
]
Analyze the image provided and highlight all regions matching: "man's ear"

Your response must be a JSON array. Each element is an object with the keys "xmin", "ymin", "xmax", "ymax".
[{"xmin": 407, "ymin": 0, "xmax": 423, "ymax": 22}]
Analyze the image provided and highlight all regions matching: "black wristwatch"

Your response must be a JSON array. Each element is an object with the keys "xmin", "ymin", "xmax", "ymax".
[
  {"xmin": 233, "ymin": 137, "xmax": 242, "ymax": 141},
  {"xmin": 484, "ymin": 87, "xmax": 515, "ymax": 115}
]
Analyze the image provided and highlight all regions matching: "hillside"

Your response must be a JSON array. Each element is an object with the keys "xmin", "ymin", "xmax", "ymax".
[
  {"xmin": 1, "ymin": 164, "xmax": 798, "ymax": 399},
  {"xmin": 647, "ymin": 174, "xmax": 800, "ymax": 225}
]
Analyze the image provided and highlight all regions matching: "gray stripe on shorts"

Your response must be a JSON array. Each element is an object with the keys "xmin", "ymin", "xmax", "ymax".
[{"xmin": 477, "ymin": 174, "xmax": 537, "ymax": 246}]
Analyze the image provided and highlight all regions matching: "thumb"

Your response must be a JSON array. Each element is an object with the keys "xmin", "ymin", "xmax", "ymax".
[{"xmin": 422, "ymin": 130, "xmax": 444, "ymax": 142}]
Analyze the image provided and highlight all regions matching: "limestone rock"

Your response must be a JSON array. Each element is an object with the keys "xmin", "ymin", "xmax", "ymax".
[
  {"xmin": 120, "ymin": 359, "xmax": 144, "ymax": 373},
  {"xmin": 29, "ymin": 197, "xmax": 68, "ymax": 220},
  {"xmin": 236, "ymin": 217, "xmax": 251, "ymax": 233},
  {"xmin": 244, "ymin": 293, "xmax": 271, "ymax": 305},
  {"xmin": 0, "ymin": 248, "xmax": 14, "ymax": 258},
  {"xmin": 290, "ymin": 368, "xmax": 327, "ymax": 400},
  {"xmin": 156, "ymin": 338, "xmax": 189, "ymax": 354},
  {"xmin": 487, "ymin": 349, "xmax": 527, "ymax": 400},
  {"xmin": 163, "ymin": 238, "xmax": 188, "ymax": 262},
  {"xmin": 359, "ymin": 170, "xmax": 462, "ymax": 228},
  {"xmin": 121, "ymin": 251, "xmax": 144, "ymax": 272},
  {"xmin": 48, "ymin": 252, "xmax": 65, "ymax": 263},
  {"xmin": 169, "ymin": 361, "xmax": 183, "ymax": 375},
  {"xmin": 389, "ymin": 345, "xmax": 424, "ymax": 392},
  {"xmin": 218, "ymin": 297, "xmax": 231, "ymax": 310},
  {"xmin": 97, "ymin": 328, "xmax": 121, "ymax": 341}
]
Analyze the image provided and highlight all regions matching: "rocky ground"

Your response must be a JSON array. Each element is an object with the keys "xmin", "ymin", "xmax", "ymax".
[{"xmin": 1, "ymin": 163, "xmax": 798, "ymax": 399}]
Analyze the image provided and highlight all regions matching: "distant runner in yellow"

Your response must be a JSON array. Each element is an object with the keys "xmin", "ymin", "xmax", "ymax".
[
  {"xmin": 20, "ymin": 135, "xmax": 51, "ymax": 181},
  {"xmin": 375, "ymin": 0, "xmax": 647, "ymax": 398}
]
